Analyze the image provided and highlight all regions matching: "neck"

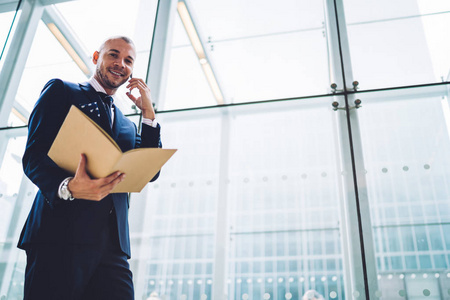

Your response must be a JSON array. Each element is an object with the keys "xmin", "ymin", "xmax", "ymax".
[{"xmin": 93, "ymin": 75, "xmax": 117, "ymax": 95}]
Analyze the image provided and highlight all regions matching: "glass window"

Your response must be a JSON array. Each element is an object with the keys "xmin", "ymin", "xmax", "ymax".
[
  {"xmin": 55, "ymin": 0, "xmax": 156, "ymax": 79},
  {"xmin": 419, "ymin": 255, "xmax": 432, "ymax": 269},
  {"xmin": 405, "ymin": 255, "xmax": 418, "ymax": 269},
  {"xmin": 11, "ymin": 20, "xmax": 87, "ymax": 127},
  {"xmin": 428, "ymin": 226, "xmax": 444, "ymax": 250},
  {"xmin": 343, "ymin": 0, "xmax": 450, "ymax": 89},
  {"xmin": 162, "ymin": 0, "xmax": 331, "ymax": 110},
  {"xmin": 401, "ymin": 227, "xmax": 416, "ymax": 252},
  {"xmin": 358, "ymin": 84, "xmax": 450, "ymax": 298}
]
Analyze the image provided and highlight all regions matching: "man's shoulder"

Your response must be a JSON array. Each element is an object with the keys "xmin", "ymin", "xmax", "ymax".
[{"xmin": 42, "ymin": 78, "xmax": 81, "ymax": 92}]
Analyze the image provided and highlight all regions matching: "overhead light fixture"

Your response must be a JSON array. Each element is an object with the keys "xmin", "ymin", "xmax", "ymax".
[
  {"xmin": 201, "ymin": 62, "xmax": 223, "ymax": 104},
  {"xmin": 46, "ymin": 23, "xmax": 91, "ymax": 76},
  {"xmin": 177, "ymin": 1, "xmax": 224, "ymax": 104}
]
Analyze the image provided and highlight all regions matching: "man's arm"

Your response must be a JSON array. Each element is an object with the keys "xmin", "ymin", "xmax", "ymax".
[
  {"xmin": 23, "ymin": 79, "xmax": 75, "ymax": 206},
  {"xmin": 126, "ymin": 77, "xmax": 162, "ymax": 182}
]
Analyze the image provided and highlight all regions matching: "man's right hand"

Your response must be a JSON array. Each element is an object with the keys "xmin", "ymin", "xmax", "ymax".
[{"xmin": 67, "ymin": 154, "xmax": 126, "ymax": 201}]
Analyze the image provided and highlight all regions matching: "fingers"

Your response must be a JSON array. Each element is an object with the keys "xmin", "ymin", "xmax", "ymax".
[
  {"xmin": 101, "ymin": 171, "xmax": 125, "ymax": 187},
  {"xmin": 70, "ymin": 155, "xmax": 126, "ymax": 201},
  {"xmin": 70, "ymin": 172, "xmax": 126, "ymax": 201},
  {"xmin": 126, "ymin": 92, "xmax": 137, "ymax": 102},
  {"xmin": 93, "ymin": 173, "xmax": 125, "ymax": 199},
  {"xmin": 126, "ymin": 78, "xmax": 150, "ymax": 92}
]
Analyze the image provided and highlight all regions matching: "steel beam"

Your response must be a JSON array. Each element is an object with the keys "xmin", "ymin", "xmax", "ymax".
[{"xmin": 146, "ymin": 0, "xmax": 178, "ymax": 110}]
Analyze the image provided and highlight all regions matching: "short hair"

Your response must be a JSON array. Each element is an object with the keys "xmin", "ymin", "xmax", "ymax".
[
  {"xmin": 302, "ymin": 290, "xmax": 324, "ymax": 300},
  {"xmin": 98, "ymin": 36, "xmax": 135, "ymax": 53}
]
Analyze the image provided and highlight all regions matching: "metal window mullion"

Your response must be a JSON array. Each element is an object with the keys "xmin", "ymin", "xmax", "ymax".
[
  {"xmin": 212, "ymin": 110, "xmax": 231, "ymax": 300},
  {"xmin": 0, "ymin": 0, "xmax": 44, "ymax": 127},
  {"xmin": 324, "ymin": 0, "xmax": 379, "ymax": 299}
]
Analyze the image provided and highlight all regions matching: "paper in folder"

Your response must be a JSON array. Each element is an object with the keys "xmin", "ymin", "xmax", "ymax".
[{"xmin": 48, "ymin": 105, "xmax": 176, "ymax": 193}]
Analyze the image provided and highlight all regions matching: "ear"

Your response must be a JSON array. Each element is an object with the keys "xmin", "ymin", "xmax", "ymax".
[{"xmin": 92, "ymin": 51, "xmax": 99, "ymax": 64}]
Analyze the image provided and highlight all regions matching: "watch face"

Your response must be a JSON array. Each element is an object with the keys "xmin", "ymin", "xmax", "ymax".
[{"xmin": 61, "ymin": 185, "xmax": 70, "ymax": 200}]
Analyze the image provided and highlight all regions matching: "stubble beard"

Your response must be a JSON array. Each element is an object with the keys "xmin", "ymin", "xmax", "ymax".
[{"xmin": 96, "ymin": 66, "xmax": 127, "ymax": 90}]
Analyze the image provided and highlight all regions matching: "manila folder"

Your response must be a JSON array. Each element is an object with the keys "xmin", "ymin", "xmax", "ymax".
[{"xmin": 48, "ymin": 105, "xmax": 176, "ymax": 193}]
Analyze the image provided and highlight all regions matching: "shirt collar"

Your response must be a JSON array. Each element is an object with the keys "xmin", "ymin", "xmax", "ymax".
[{"xmin": 88, "ymin": 77, "xmax": 117, "ymax": 102}]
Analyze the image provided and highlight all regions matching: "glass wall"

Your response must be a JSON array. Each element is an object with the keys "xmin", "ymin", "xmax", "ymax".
[
  {"xmin": 0, "ymin": 0, "xmax": 449, "ymax": 299},
  {"xmin": 356, "ymin": 85, "xmax": 450, "ymax": 299}
]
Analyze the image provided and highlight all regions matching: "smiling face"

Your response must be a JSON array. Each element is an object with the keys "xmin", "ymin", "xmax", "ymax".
[{"xmin": 92, "ymin": 38, "xmax": 136, "ymax": 95}]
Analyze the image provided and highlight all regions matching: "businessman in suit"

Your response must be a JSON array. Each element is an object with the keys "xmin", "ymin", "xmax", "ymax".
[{"xmin": 18, "ymin": 36, "xmax": 160, "ymax": 300}]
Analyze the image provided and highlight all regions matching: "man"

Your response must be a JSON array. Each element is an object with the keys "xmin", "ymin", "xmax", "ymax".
[{"xmin": 18, "ymin": 36, "xmax": 161, "ymax": 300}]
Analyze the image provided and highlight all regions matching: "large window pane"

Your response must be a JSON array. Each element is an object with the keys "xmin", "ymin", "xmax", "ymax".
[
  {"xmin": 357, "ymin": 85, "xmax": 450, "ymax": 298},
  {"xmin": 134, "ymin": 97, "xmax": 351, "ymax": 300},
  {"xmin": 129, "ymin": 108, "xmax": 222, "ymax": 300},
  {"xmin": 7, "ymin": 20, "xmax": 87, "ymax": 127},
  {"xmin": 162, "ymin": 0, "xmax": 330, "ymax": 110},
  {"xmin": 344, "ymin": 0, "xmax": 450, "ymax": 89},
  {"xmin": 227, "ymin": 98, "xmax": 344, "ymax": 299},
  {"xmin": 0, "ymin": 133, "xmax": 36, "ymax": 300}
]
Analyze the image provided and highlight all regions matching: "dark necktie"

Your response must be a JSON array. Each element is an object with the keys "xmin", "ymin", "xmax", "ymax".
[{"xmin": 98, "ymin": 93, "xmax": 113, "ymax": 128}]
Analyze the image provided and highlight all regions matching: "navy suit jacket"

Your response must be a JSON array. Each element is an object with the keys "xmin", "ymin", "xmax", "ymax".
[{"xmin": 18, "ymin": 79, "xmax": 161, "ymax": 258}]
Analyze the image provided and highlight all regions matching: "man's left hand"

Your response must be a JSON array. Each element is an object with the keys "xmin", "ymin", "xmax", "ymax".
[{"xmin": 126, "ymin": 78, "xmax": 156, "ymax": 120}]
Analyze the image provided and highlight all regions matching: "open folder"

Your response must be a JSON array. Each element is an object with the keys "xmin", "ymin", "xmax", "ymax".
[{"xmin": 48, "ymin": 105, "xmax": 176, "ymax": 193}]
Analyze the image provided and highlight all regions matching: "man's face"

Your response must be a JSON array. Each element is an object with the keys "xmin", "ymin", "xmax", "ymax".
[{"xmin": 93, "ymin": 39, "xmax": 136, "ymax": 93}]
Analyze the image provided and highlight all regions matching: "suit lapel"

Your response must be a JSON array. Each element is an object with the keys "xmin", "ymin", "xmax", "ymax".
[{"xmin": 79, "ymin": 82, "xmax": 113, "ymax": 136}]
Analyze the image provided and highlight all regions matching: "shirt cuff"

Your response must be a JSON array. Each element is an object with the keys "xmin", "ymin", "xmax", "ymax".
[{"xmin": 142, "ymin": 118, "xmax": 158, "ymax": 128}]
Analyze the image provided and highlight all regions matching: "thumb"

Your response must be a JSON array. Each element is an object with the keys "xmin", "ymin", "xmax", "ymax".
[{"xmin": 75, "ymin": 154, "xmax": 89, "ymax": 178}]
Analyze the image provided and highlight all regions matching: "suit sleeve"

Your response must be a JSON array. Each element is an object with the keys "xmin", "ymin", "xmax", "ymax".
[
  {"xmin": 22, "ymin": 79, "xmax": 73, "ymax": 207},
  {"xmin": 137, "ymin": 123, "xmax": 162, "ymax": 182}
]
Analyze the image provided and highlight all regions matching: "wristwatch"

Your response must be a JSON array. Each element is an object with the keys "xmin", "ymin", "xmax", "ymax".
[{"xmin": 60, "ymin": 177, "xmax": 75, "ymax": 201}]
